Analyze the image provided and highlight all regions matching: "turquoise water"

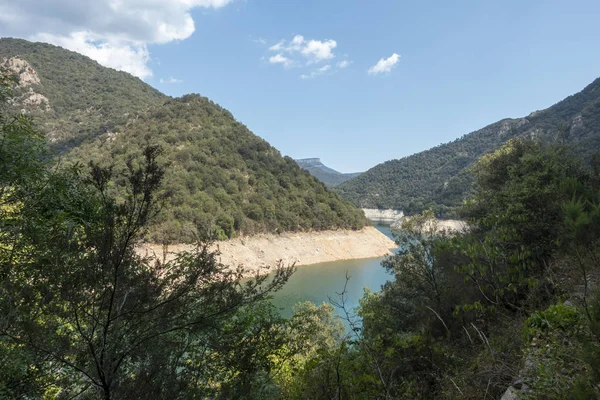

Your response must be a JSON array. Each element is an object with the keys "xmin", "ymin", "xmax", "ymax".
[{"xmin": 270, "ymin": 225, "xmax": 396, "ymax": 319}]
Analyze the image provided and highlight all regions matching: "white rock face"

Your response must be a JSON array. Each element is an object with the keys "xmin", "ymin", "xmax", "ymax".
[
  {"xmin": 22, "ymin": 89, "xmax": 49, "ymax": 106},
  {"xmin": 362, "ymin": 208, "xmax": 467, "ymax": 234},
  {"xmin": 1, "ymin": 57, "xmax": 41, "ymax": 86},
  {"xmin": 362, "ymin": 208, "xmax": 404, "ymax": 224},
  {"xmin": 500, "ymin": 386, "xmax": 521, "ymax": 400},
  {"xmin": 390, "ymin": 217, "xmax": 468, "ymax": 234},
  {"xmin": 1, "ymin": 57, "xmax": 50, "ymax": 110}
]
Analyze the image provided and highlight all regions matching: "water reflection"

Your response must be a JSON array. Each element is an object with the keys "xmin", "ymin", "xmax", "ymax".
[{"xmin": 270, "ymin": 225, "xmax": 397, "ymax": 320}]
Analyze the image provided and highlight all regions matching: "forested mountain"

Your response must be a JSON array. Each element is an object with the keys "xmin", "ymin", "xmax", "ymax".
[
  {"xmin": 295, "ymin": 158, "xmax": 361, "ymax": 186},
  {"xmin": 0, "ymin": 38, "xmax": 167, "ymax": 153},
  {"xmin": 336, "ymin": 77, "xmax": 600, "ymax": 216},
  {"xmin": 4, "ymin": 39, "xmax": 600, "ymax": 400},
  {"xmin": 0, "ymin": 38, "xmax": 366, "ymax": 241}
]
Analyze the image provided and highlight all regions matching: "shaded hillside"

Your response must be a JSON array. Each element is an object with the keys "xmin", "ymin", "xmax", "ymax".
[
  {"xmin": 295, "ymin": 158, "xmax": 361, "ymax": 186},
  {"xmin": 0, "ymin": 39, "xmax": 367, "ymax": 241},
  {"xmin": 0, "ymin": 38, "xmax": 167, "ymax": 152},
  {"xmin": 336, "ymin": 77, "xmax": 600, "ymax": 215}
]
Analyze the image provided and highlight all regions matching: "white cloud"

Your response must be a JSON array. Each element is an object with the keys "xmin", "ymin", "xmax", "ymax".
[
  {"xmin": 301, "ymin": 39, "xmax": 336, "ymax": 62},
  {"xmin": 337, "ymin": 60, "xmax": 351, "ymax": 68},
  {"xmin": 269, "ymin": 54, "xmax": 293, "ymax": 68},
  {"xmin": 0, "ymin": 0, "xmax": 234, "ymax": 79},
  {"xmin": 160, "ymin": 76, "xmax": 183, "ymax": 84},
  {"xmin": 267, "ymin": 34, "xmax": 338, "ymax": 68},
  {"xmin": 299, "ymin": 64, "xmax": 331, "ymax": 79},
  {"xmin": 368, "ymin": 53, "xmax": 401, "ymax": 76},
  {"xmin": 291, "ymin": 35, "xmax": 304, "ymax": 44},
  {"xmin": 35, "ymin": 31, "xmax": 153, "ymax": 78}
]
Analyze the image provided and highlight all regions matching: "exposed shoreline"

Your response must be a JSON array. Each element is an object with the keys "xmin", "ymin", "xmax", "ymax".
[{"xmin": 138, "ymin": 226, "xmax": 396, "ymax": 275}]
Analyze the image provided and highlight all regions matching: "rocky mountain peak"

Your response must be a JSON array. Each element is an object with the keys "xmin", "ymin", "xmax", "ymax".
[
  {"xmin": 1, "ymin": 56, "xmax": 50, "ymax": 110},
  {"xmin": 1, "ymin": 56, "xmax": 41, "ymax": 86}
]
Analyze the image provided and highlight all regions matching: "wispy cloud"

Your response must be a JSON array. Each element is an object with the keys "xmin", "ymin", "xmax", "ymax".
[
  {"xmin": 267, "ymin": 34, "xmax": 338, "ymax": 67},
  {"xmin": 368, "ymin": 53, "xmax": 401, "ymax": 76},
  {"xmin": 300, "ymin": 64, "xmax": 331, "ymax": 79},
  {"xmin": 269, "ymin": 40, "xmax": 286, "ymax": 52},
  {"xmin": 251, "ymin": 36, "xmax": 267, "ymax": 45},
  {"xmin": 160, "ymin": 76, "xmax": 183, "ymax": 84},
  {"xmin": 337, "ymin": 60, "xmax": 352, "ymax": 69}
]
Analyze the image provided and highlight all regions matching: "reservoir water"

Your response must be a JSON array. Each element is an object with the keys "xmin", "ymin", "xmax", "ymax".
[{"xmin": 271, "ymin": 225, "xmax": 396, "ymax": 320}]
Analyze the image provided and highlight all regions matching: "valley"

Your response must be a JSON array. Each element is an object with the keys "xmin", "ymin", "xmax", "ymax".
[{"xmin": 2, "ymin": 20, "xmax": 600, "ymax": 399}]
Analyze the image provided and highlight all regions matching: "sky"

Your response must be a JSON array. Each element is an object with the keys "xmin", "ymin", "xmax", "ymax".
[{"xmin": 1, "ymin": 0, "xmax": 600, "ymax": 172}]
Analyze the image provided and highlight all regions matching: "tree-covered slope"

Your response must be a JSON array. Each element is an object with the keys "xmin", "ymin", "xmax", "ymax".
[
  {"xmin": 336, "ymin": 77, "xmax": 600, "ymax": 215},
  {"xmin": 0, "ymin": 38, "xmax": 167, "ymax": 152},
  {"xmin": 70, "ymin": 95, "xmax": 367, "ymax": 241},
  {"xmin": 295, "ymin": 158, "xmax": 361, "ymax": 186}
]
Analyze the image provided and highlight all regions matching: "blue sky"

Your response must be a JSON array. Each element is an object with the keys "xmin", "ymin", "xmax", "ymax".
[{"xmin": 3, "ymin": 0, "xmax": 600, "ymax": 172}]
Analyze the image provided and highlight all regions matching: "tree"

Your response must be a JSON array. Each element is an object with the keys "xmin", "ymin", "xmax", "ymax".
[
  {"xmin": 273, "ymin": 301, "xmax": 348, "ymax": 400},
  {"xmin": 0, "ymin": 69, "xmax": 63, "ymax": 398},
  {"xmin": 2, "ymin": 145, "xmax": 294, "ymax": 399},
  {"xmin": 452, "ymin": 139, "xmax": 592, "ymax": 314},
  {"xmin": 0, "ymin": 70, "xmax": 295, "ymax": 397}
]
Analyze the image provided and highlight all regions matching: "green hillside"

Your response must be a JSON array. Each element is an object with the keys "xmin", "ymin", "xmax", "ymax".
[
  {"xmin": 336, "ymin": 77, "xmax": 600, "ymax": 216},
  {"xmin": 0, "ymin": 38, "xmax": 167, "ymax": 153},
  {"xmin": 0, "ymin": 38, "xmax": 367, "ymax": 241}
]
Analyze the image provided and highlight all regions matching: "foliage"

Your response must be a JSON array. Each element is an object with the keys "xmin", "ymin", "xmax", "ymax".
[
  {"xmin": 273, "ymin": 302, "xmax": 346, "ymax": 399},
  {"xmin": 523, "ymin": 303, "xmax": 583, "ymax": 342},
  {"xmin": 0, "ymin": 72, "xmax": 56, "ymax": 399},
  {"xmin": 467, "ymin": 139, "xmax": 588, "ymax": 257},
  {"xmin": 518, "ymin": 302, "xmax": 594, "ymax": 400}
]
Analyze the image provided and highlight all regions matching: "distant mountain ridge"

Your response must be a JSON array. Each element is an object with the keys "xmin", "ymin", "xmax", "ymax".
[
  {"xmin": 0, "ymin": 38, "xmax": 367, "ymax": 242},
  {"xmin": 295, "ymin": 158, "xmax": 361, "ymax": 186},
  {"xmin": 336, "ymin": 77, "xmax": 600, "ymax": 216}
]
